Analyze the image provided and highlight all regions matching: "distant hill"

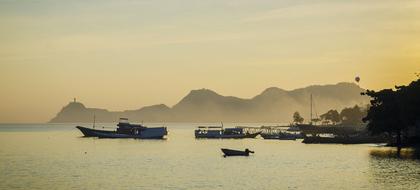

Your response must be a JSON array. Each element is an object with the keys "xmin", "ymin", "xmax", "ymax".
[{"xmin": 49, "ymin": 82, "xmax": 369, "ymax": 123}]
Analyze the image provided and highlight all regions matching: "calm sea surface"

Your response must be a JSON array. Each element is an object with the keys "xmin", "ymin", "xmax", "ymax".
[{"xmin": 0, "ymin": 123, "xmax": 419, "ymax": 190}]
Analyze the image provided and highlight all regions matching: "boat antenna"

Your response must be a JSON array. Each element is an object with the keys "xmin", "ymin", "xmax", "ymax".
[
  {"xmin": 93, "ymin": 114, "xmax": 96, "ymax": 128},
  {"xmin": 221, "ymin": 121, "xmax": 224, "ymax": 128}
]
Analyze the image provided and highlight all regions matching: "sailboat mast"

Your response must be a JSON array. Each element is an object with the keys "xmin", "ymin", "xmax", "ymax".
[{"xmin": 310, "ymin": 94, "xmax": 313, "ymax": 124}]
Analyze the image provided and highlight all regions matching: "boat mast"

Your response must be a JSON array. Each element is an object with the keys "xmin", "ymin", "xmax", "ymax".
[{"xmin": 310, "ymin": 94, "xmax": 313, "ymax": 125}]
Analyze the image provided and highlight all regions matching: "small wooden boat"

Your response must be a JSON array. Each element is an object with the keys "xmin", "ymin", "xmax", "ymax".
[{"xmin": 221, "ymin": 148, "xmax": 254, "ymax": 157}]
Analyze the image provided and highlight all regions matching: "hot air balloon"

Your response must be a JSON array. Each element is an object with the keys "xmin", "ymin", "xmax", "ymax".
[{"xmin": 355, "ymin": 76, "xmax": 360, "ymax": 83}]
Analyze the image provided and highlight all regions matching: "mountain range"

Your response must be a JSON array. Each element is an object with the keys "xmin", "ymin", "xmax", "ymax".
[{"xmin": 49, "ymin": 82, "xmax": 369, "ymax": 123}]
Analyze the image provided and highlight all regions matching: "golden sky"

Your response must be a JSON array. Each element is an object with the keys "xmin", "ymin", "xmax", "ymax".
[{"xmin": 0, "ymin": 0, "xmax": 419, "ymax": 123}]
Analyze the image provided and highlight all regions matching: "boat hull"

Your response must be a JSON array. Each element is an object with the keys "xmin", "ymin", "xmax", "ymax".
[
  {"xmin": 302, "ymin": 136, "xmax": 388, "ymax": 144},
  {"xmin": 261, "ymin": 135, "xmax": 296, "ymax": 140},
  {"xmin": 260, "ymin": 133, "xmax": 300, "ymax": 140},
  {"xmin": 221, "ymin": 148, "xmax": 253, "ymax": 156},
  {"xmin": 76, "ymin": 126, "xmax": 115, "ymax": 137},
  {"xmin": 195, "ymin": 132, "xmax": 260, "ymax": 139}
]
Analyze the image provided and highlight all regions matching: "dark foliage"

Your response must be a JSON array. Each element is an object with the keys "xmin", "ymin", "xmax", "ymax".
[
  {"xmin": 320, "ymin": 109, "xmax": 340, "ymax": 124},
  {"xmin": 340, "ymin": 105, "xmax": 367, "ymax": 125},
  {"xmin": 293, "ymin": 111, "xmax": 304, "ymax": 124},
  {"xmin": 363, "ymin": 78, "xmax": 420, "ymax": 152}
]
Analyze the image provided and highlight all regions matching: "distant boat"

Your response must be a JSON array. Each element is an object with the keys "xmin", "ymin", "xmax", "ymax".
[
  {"xmin": 221, "ymin": 148, "xmax": 254, "ymax": 157},
  {"xmin": 260, "ymin": 126, "xmax": 302, "ymax": 140},
  {"xmin": 195, "ymin": 125, "xmax": 260, "ymax": 139},
  {"xmin": 302, "ymin": 135, "xmax": 387, "ymax": 144},
  {"xmin": 76, "ymin": 118, "xmax": 167, "ymax": 139},
  {"xmin": 260, "ymin": 132, "xmax": 298, "ymax": 140},
  {"xmin": 295, "ymin": 118, "xmax": 389, "ymax": 144}
]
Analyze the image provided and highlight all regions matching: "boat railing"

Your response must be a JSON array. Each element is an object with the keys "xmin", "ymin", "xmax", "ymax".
[
  {"xmin": 261, "ymin": 128, "xmax": 287, "ymax": 135},
  {"xmin": 197, "ymin": 126, "xmax": 223, "ymax": 129}
]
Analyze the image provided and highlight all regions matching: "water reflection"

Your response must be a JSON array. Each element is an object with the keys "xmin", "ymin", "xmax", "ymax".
[
  {"xmin": 1, "ymin": 124, "xmax": 420, "ymax": 190},
  {"xmin": 369, "ymin": 147, "xmax": 420, "ymax": 159},
  {"xmin": 368, "ymin": 148, "xmax": 420, "ymax": 189}
]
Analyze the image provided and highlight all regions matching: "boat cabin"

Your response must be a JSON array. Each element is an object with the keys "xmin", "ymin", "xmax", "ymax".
[
  {"xmin": 116, "ymin": 118, "xmax": 146, "ymax": 134},
  {"xmin": 195, "ymin": 126, "xmax": 223, "ymax": 136},
  {"xmin": 223, "ymin": 128, "xmax": 244, "ymax": 135}
]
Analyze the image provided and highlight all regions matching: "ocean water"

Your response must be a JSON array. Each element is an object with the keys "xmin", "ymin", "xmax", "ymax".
[{"xmin": 0, "ymin": 123, "xmax": 419, "ymax": 190}]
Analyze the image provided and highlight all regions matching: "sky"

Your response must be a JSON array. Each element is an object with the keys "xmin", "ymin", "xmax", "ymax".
[{"xmin": 0, "ymin": 0, "xmax": 419, "ymax": 123}]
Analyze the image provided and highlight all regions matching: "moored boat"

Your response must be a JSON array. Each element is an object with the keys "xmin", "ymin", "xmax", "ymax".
[
  {"xmin": 302, "ymin": 135, "xmax": 387, "ymax": 144},
  {"xmin": 260, "ymin": 125, "xmax": 302, "ymax": 140},
  {"xmin": 221, "ymin": 148, "xmax": 254, "ymax": 157},
  {"xmin": 260, "ymin": 132, "xmax": 299, "ymax": 140},
  {"xmin": 194, "ymin": 125, "xmax": 260, "ymax": 139},
  {"xmin": 76, "ymin": 118, "xmax": 167, "ymax": 139}
]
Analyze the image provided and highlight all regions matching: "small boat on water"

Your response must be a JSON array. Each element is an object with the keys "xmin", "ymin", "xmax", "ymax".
[
  {"xmin": 221, "ymin": 148, "xmax": 254, "ymax": 157},
  {"xmin": 195, "ymin": 125, "xmax": 260, "ymax": 139},
  {"xmin": 76, "ymin": 118, "xmax": 167, "ymax": 139}
]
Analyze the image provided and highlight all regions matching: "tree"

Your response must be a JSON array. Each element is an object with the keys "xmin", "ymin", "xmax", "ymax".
[
  {"xmin": 293, "ymin": 111, "xmax": 304, "ymax": 124},
  {"xmin": 320, "ymin": 109, "xmax": 340, "ymax": 124},
  {"xmin": 395, "ymin": 79, "xmax": 420, "ymax": 133},
  {"xmin": 340, "ymin": 105, "xmax": 366, "ymax": 125},
  {"xmin": 363, "ymin": 89, "xmax": 404, "ymax": 154},
  {"xmin": 363, "ymin": 78, "xmax": 420, "ymax": 156}
]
